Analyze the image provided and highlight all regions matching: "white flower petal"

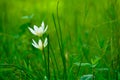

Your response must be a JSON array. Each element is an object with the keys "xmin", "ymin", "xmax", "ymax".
[
  {"xmin": 34, "ymin": 25, "xmax": 39, "ymax": 31},
  {"xmin": 28, "ymin": 27, "xmax": 36, "ymax": 35},
  {"xmin": 38, "ymin": 27, "xmax": 44, "ymax": 33},
  {"xmin": 41, "ymin": 21, "xmax": 45, "ymax": 29},
  {"xmin": 44, "ymin": 38, "xmax": 48, "ymax": 47},
  {"xmin": 38, "ymin": 39, "xmax": 43, "ymax": 50},
  {"xmin": 38, "ymin": 39, "xmax": 42, "ymax": 48},
  {"xmin": 32, "ymin": 39, "xmax": 39, "ymax": 48},
  {"xmin": 44, "ymin": 25, "xmax": 48, "ymax": 33},
  {"xmin": 32, "ymin": 39, "xmax": 37, "ymax": 45},
  {"xmin": 32, "ymin": 43, "xmax": 39, "ymax": 48},
  {"xmin": 32, "ymin": 39, "xmax": 38, "ymax": 45}
]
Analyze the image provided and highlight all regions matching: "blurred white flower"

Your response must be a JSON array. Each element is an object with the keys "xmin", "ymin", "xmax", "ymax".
[
  {"xmin": 28, "ymin": 21, "xmax": 48, "ymax": 37},
  {"xmin": 32, "ymin": 37, "xmax": 48, "ymax": 50}
]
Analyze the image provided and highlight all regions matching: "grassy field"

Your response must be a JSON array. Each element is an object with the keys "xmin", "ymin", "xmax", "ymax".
[{"xmin": 0, "ymin": 0, "xmax": 120, "ymax": 80}]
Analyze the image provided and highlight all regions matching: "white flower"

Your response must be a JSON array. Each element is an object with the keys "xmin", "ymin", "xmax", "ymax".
[
  {"xmin": 32, "ymin": 38, "xmax": 48, "ymax": 50},
  {"xmin": 28, "ymin": 21, "xmax": 48, "ymax": 37}
]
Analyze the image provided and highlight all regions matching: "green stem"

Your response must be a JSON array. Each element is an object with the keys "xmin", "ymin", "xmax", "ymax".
[
  {"xmin": 52, "ymin": 14, "xmax": 67, "ymax": 80},
  {"xmin": 49, "ymin": 41, "xmax": 60, "ymax": 79},
  {"xmin": 47, "ymin": 35, "xmax": 50, "ymax": 80},
  {"xmin": 42, "ymin": 48, "xmax": 47, "ymax": 79},
  {"xmin": 92, "ymin": 67, "xmax": 95, "ymax": 80}
]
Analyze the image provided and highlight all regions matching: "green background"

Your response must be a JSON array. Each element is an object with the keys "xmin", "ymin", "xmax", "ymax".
[{"xmin": 0, "ymin": 0, "xmax": 120, "ymax": 80}]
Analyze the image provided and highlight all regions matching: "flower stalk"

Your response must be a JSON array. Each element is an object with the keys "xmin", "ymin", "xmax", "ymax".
[{"xmin": 28, "ymin": 21, "xmax": 49, "ymax": 79}]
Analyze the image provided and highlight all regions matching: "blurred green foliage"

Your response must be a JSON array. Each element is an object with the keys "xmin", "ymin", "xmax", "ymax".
[{"xmin": 0, "ymin": 0, "xmax": 120, "ymax": 80}]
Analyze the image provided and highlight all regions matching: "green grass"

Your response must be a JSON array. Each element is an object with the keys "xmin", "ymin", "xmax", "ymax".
[{"xmin": 0, "ymin": 0, "xmax": 120, "ymax": 80}]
